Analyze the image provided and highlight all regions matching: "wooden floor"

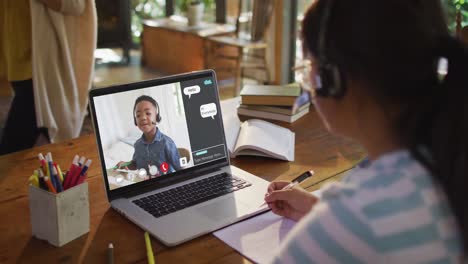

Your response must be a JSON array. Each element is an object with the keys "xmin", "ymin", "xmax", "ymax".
[{"xmin": 0, "ymin": 48, "xmax": 238, "ymax": 141}]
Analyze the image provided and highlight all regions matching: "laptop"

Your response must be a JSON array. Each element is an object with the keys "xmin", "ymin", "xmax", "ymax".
[{"xmin": 89, "ymin": 70, "xmax": 270, "ymax": 246}]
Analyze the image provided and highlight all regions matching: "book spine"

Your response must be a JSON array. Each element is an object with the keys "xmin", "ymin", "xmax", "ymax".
[
  {"xmin": 241, "ymin": 96, "xmax": 297, "ymax": 106},
  {"xmin": 238, "ymin": 108, "xmax": 292, "ymax": 123},
  {"xmin": 239, "ymin": 102, "xmax": 310, "ymax": 115}
]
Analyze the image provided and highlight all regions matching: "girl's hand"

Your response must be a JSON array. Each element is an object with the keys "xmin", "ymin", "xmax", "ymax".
[{"xmin": 264, "ymin": 181, "xmax": 319, "ymax": 221}]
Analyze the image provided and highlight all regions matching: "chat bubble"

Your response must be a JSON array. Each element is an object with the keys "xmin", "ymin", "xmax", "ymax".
[
  {"xmin": 183, "ymin": 85, "xmax": 200, "ymax": 99},
  {"xmin": 200, "ymin": 103, "xmax": 217, "ymax": 119}
]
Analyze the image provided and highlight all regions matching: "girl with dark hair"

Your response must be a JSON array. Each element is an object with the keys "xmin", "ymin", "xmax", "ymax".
[{"xmin": 264, "ymin": 0, "xmax": 467, "ymax": 262}]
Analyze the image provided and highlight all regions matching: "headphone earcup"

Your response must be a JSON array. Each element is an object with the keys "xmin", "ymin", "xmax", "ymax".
[
  {"xmin": 155, "ymin": 102, "xmax": 162, "ymax": 123},
  {"xmin": 317, "ymin": 63, "xmax": 345, "ymax": 98}
]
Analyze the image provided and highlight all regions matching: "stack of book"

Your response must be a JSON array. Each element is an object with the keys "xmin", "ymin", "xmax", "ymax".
[{"xmin": 238, "ymin": 83, "xmax": 310, "ymax": 123}]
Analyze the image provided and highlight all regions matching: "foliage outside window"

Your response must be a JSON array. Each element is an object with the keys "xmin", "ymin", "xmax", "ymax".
[
  {"xmin": 131, "ymin": 0, "xmax": 166, "ymax": 44},
  {"xmin": 442, "ymin": 0, "xmax": 468, "ymax": 32},
  {"xmin": 174, "ymin": 0, "xmax": 216, "ymax": 22},
  {"xmin": 130, "ymin": 0, "xmax": 215, "ymax": 44},
  {"xmin": 175, "ymin": 0, "xmax": 214, "ymax": 12}
]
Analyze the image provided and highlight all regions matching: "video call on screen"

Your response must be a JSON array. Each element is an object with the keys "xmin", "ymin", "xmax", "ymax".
[
  {"xmin": 95, "ymin": 76, "xmax": 227, "ymax": 190},
  {"xmin": 181, "ymin": 78, "xmax": 226, "ymax": 165}
]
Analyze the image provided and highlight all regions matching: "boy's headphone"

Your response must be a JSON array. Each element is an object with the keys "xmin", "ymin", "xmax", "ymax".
[
  {"xmin": 315, "ymin": 0, "xmax": 346, "ymax": 98},
  {"xmin": 133, "ymin": 95, "xmax": 162, "ymax": 126}
]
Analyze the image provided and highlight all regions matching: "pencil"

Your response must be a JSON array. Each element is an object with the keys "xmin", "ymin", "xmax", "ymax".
[
  {"xmin": 37, "ymin": 169, "xmax": 47, "ymax": 190},
  {"xmin": 44, "ymin": 176, "xmax": 57, "ymax": 194},
  {"xmin": 55, "ymin": 163, "xmax": 64, "ymax": 183},
  {"xmin": 144, "ymin": 232, "xmax": 155, "ymax": 264},
  {"xmin": 108, "ymin": 243, "xmax": 114, "ymax": 264},
  {"xmin": 29, "ymin": 175, "xmax": 39, "ymax": 187},
  {"xmin": 260, "ymin": 170, "xmax": 315, "ymax": 207}
]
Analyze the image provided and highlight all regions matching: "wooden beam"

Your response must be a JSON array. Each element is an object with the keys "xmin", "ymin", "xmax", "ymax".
[
  {"xmin": 273, "ymin": 0, "xmax": 284, "ymax": 85},
  {"xmin": 215, "ymin": 0, "xmax": 226, "ymax": 23},
  {"xmin": 166, "ymin": 0, "xmax": 174, "ymax": 17},
  {"xmin": 272, "ymin": 0, "xmax": 296, "ymax": 84}
]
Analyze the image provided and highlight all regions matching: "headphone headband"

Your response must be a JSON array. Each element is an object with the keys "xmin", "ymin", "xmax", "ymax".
[
  {"xmin": 315, "ymin": 0, "xmax": 346, "ymax": 98},
  {"xmin": 318, "ymin": 0, "xmax": 333, "ymax": 64}
]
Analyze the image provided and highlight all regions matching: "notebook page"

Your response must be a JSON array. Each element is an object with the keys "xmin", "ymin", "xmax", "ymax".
[
  {"xmin": 213, "ymin": 189, "xmax": 321, "ymax": 263},
  {"xmin": 234, "ymin": 119, "xmax": 294, "ymax": 161},
  {"xmin": 221, "ymin": 97, "xmax": 242, "ymax": 154}
]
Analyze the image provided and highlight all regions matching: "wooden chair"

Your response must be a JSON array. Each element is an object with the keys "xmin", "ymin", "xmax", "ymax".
[{"xmin": 206, "ymin": 0, "xmax": 275, "ymax": 95}]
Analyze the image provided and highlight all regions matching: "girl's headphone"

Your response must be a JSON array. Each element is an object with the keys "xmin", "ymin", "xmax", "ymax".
[{"xmin": 315, "ymin": 0, "xmax": 346, "ymax": 98}]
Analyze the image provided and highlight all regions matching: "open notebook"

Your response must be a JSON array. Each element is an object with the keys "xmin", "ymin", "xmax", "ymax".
[{"xmin": 221, "ymin": 98, "xmax": 295, "ymax": 161}]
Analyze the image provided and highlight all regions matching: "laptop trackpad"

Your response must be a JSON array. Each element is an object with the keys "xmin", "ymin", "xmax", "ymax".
[{"xmin": 196, "ymin": 197, "xmax": 248, "ymax": 222}]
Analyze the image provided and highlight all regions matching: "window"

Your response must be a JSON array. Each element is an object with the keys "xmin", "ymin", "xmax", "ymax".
[
  {"xmin": 295, "ymin": 0, "xmax": 315, "ymax": 82},
  {"xmin": 132, "ymin": 0, "xmax": 166, "ymax": 42}
]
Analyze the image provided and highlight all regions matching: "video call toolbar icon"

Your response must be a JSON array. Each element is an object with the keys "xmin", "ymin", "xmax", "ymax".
[
  {"xmin": 160, "ymin": 162, "xmax": 169, "ymax": 173},
  {"xmin": 179, "ymin": 157, "xmax": 188, "ymax": 167}
]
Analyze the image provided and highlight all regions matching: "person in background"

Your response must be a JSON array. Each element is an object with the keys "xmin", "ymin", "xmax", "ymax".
[
  {"xmin": 0, "ymin": 0, "xmax": 96, "ymax": 155},
  {"xmin": 264, "ymin": 0, "xmax": 467, "ymax": 262}
]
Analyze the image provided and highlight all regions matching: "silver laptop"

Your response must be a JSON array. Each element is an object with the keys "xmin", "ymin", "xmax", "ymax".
[{"xmin": 89, "ymin": 70, "xmax": 270, "ymax": 246}]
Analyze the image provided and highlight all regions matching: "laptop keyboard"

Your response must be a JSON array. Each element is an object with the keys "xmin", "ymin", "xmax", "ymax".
[{"xmin": 132, "ymin": 172, "xmax": 252, "ymax": 218}]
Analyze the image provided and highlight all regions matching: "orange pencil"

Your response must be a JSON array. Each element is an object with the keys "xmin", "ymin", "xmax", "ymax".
[{"xmin": 44, "ymin": 176, "xmax": 57, "ymax": 194}]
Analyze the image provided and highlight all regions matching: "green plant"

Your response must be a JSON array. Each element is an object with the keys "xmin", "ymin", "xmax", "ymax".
[
  {"xmin": 130, "ymin": 0, "xmax": 215, "ymax": 43},
  {"xmin": 131, "ymin": 0, "xmax": 166, "ymax": 44},
  {"xmin": 176, "ymin": 0, "xmax": 214, "ymax": 13},
  {"xmin": 442, "ymin": 0, "xmax": 468, "ymax": 32}
]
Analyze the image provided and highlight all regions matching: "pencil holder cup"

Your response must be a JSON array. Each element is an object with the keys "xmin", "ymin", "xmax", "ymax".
[{"xmin": 28, "ymin": 182, "xmax": 90, "ymax": 247}]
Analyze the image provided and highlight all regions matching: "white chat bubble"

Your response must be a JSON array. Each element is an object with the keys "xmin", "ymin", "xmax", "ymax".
[
  {"xmin": 183, "ymin": 85, "xmax": 201, "ymax": 99},
  {"xmin": 200, "ymin": 103, "xmax": 217, "ymax": 119}
]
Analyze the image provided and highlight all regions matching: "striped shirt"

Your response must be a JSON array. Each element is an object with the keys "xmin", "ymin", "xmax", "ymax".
[{"xmin": 272, "ymin": 150, "xmax": 462, "ymax": 263}]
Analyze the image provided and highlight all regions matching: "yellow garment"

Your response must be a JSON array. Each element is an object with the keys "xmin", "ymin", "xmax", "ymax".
[{"xmin": 0, "ymin": 0, "xmax": 32, "ymax": 81}]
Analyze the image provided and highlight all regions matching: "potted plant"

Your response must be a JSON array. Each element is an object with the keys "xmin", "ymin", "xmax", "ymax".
[{"xmin": 185, "ymin": 0, "xmax": 204, "ymax": 26}]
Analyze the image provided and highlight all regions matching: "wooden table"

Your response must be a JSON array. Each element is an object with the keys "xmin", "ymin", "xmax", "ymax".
[
  {"xmin": 141, "ymin": 16, "xmax": 235, "ymax": 74},
  {"xmin": 0, "ymin": 107, "xmax": 366, "ymax": 263}
]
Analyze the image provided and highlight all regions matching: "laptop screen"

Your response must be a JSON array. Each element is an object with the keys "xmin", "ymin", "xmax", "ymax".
[{"xmin": 89, "ymin": 71, "xmax": 228, "ymax": 195}]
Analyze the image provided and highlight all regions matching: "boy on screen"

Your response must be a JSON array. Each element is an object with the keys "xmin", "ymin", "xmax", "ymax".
[{"xmin": 115, "ymin": 95, "xmax": 181, "ymax": 176}]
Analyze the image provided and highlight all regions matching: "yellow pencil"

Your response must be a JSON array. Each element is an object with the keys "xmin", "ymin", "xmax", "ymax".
[
  {"xmin": 29, "ymin": 175, "xmax": 39, "ymax": 187},
  {"xmin": 144, "ymin": 232, "xmax": 155, "ymax": 264},
  {"xmin": 56, "ymin": 164, "xmax": 64, "ymax": 182},
  {"xmin": 45, "ymin": 161, "xmax": 50, "ymax": 177}
]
